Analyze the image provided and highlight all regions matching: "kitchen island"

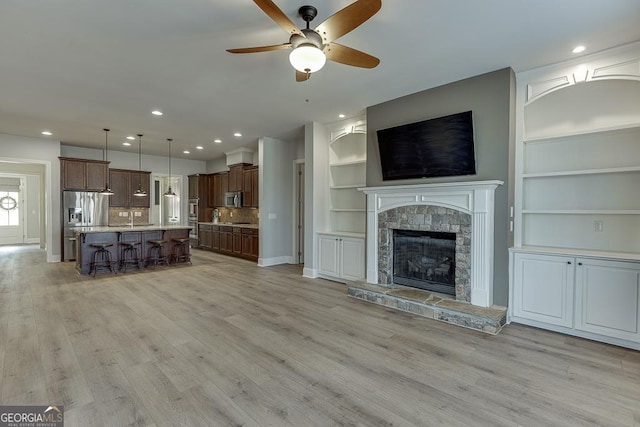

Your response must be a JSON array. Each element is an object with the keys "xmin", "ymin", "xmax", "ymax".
[{"xmin": 73, "ymin": 225, "xmax": 191, "ymax": 275}]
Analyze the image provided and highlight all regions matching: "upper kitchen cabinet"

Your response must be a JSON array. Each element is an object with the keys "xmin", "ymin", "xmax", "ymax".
[
  {"xmin": 60, "ymin": 157, "xmax": 109, "ymax": 191},
  {"xmin": 188, "ymin": 174, "xmax": 209, "ymax": 201},
  {"xmin": 242, "ymin": 166, "xmax": 259, "ymax": 208},
  {"xmin": 109, "ymin": 169, "xmax": 151, "ymax": 208},
  {"xmin": 228, "ymin": 164, "xmax": 249, "ymax": 192},
  {"xmin": 208, "ymin": 172, "xmax": 229, "ymax": 208}
]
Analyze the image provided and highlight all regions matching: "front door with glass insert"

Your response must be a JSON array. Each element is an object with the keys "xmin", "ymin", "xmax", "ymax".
[{"xmin": 0, "ymin": 177, "xmax": 24, "ymax": 245}]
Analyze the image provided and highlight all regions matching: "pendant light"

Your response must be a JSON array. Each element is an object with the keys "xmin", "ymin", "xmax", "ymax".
[
  {"xmin": 133, "ymin": 133, "xmax": 147, "ymax": 197},
  {"xmin": 99, "ymin": 128, "xmax": 114, "ymax": 195},
  {"xmin": 163, "ymin": 138, "xmax": 176, "ymax": 197}
]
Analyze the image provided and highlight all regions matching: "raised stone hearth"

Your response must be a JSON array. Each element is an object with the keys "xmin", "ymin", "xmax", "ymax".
[{"xmin": 348, "ymin": 282, "xmax": 507, "ymax": 334}]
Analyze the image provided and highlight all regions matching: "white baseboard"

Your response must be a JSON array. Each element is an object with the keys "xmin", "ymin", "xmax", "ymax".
[
  {"xmin": 25, "ymin": 238, "xmax": 40, "ymax": 244},
  {"xmin": 303, "ymin": 267, "xmax": 318, "ymax": 278},
  {"xmin": 49, "ymin": 254, "xmax": 61, "ymax": 263},
  {"xmin": 258, "ymin": 256, "xmax": 294, "ymax": 267}
]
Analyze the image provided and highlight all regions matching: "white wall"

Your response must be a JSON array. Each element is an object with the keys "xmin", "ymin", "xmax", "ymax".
[
  {"xmin": 0, "ymin": 133, "xmax": 60, "ymax": 261},
  {"xmin": 25, "ymin": 175, "xmax": 41, "ymax": 242},
  {"xmin": 258, "ymin": 136, "xmax": 296, "ymax": 266},
  {"xmin": 302, "ymin": 122, "xmax": 329, "ymax": 278}
]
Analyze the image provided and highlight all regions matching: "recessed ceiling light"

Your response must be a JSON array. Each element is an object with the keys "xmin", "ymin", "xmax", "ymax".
[
  {"xmin": 41, "ymin": 131, "xmax": 52, "ymax": 136},
  {"xmin": 183, "ymin": 150, "xmax": 190, "ymax": 154},
  {"xmin": 196, "ymin": 146, "xmax": 203, "ymax": 150},
  {"xmin": 234, "ymin": 132, "xmax": 242, "ymax": 137},
  {"xmin": 572, "ymin": 45, "xmax": 586, "ymax": 54},
  {"xmin": 152, "ymin": 110, "xmax": 163, "ymax": 116},
  {"xmin": 338, "ymin": 114, "xmax": 345, "ymax": 118},
  {"xmin": 126, "ymin": 136, "xmax": 135, "ymax": 140},
  {"xmin": 123, "ymin": 142, "xmax": 131, "ymax": 146},
  {"xmin": 214, "ymin": 139, "xmax": 222, "ymax": 143}
]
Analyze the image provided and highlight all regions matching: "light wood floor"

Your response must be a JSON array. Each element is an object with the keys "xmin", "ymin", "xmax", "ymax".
[{"xmin": 1, "ymin": 245, "xmax": 639, "ymax": 426}]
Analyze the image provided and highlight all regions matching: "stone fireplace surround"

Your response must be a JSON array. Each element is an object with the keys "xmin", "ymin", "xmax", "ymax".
[{"xmin": 360, "ymin": 180, "xmax": 503, "ymax": 308}]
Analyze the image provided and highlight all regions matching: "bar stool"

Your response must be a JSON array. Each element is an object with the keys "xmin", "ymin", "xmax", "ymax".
[
  {"xmin": 146, "ymin": 239, "xmax": 169, "ymax": 269},
  {"xmin": 171, "ymin": 238, "xmax": 191, "ymax": 264},
  {"xmin": 119, "ymin": 241, "xmax": 142, "ymax": 272},
  {"xmin": 89, "ymin": 242, "xmax": 115, "ymax": 276}
]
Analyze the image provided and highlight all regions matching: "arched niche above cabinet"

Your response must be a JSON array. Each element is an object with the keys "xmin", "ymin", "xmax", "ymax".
[{"xmin": 524, "ymin": 79, "xmax": 640, "ymax": 141}]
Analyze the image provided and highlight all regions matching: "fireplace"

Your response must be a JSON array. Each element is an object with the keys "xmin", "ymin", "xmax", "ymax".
[
  {"xmin": 393, "ymin": 229, "xmax": 456, "ymax": 295},
  {"xmin": 361, "ymin": 181, "xmax": 502, "ymax": 307}
]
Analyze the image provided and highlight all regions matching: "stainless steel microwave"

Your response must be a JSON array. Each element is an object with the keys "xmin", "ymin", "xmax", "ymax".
[{"xmin": 225, "ymin": 191, "xmax": 242, "ymax": 208}]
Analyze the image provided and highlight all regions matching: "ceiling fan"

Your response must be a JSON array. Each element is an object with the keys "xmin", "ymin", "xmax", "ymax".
[{"xmin": 227, "ymin": 0, "xmax": 381, "ymax": 82}]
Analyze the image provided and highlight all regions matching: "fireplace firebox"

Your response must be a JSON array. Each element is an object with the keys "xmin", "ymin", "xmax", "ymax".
[{"xmin": 392, "ymin": 229, "xmax": 456, "ymax": 295}]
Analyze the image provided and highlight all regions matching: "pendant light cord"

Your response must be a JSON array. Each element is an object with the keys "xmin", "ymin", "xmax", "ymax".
[
  {"xmin": 103, "ymin": 128, "xmax": 110, "ymax": 162},
  {"xmin": 137, "ymin": 134, "xmax": 143, "ymax": 171},
  {"xmin": 167, "ymin": 138, "xmax": 172, "ymax": 179}
]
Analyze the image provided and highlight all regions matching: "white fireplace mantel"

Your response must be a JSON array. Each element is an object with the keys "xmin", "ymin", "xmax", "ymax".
[{"xmin": 360, "ymin": 180, "xmax": 503, "ymax": 307}]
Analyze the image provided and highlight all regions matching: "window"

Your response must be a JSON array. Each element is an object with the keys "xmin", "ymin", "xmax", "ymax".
[{"xmin": 0, "ymin": 192, "xmax": 20, "ymax": 226}]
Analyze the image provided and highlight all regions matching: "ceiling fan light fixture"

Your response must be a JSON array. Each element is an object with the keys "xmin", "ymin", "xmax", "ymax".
[{"xmin": 289, "ymin": 44, "xmax": 326, "ymax": 73}]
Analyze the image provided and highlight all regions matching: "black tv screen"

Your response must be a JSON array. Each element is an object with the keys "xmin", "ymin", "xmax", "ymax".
[{"xmin": 376, "ymin": 111, "xmax": 476, "ymax": 180}]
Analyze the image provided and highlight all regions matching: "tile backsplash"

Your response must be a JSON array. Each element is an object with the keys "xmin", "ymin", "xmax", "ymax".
[
  {"xmin": 202, "ymin": 207, "xmax": 259, "ymax": 224},
  {"xmin": 109, "ymin": 208, "xmax": 150, "ymax": 226}
]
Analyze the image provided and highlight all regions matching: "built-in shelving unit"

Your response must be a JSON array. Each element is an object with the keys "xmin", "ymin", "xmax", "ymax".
[
  {"xmin": 510, "ymin": 42, "xmax": 640, "ymax": 350},
  {"xmin": 315, "ymin": 116, "xmax": 367, "ymax": 283},
  {"xmin": 328, "ymin": 122, "xmax": 367, "ymax": 235}
]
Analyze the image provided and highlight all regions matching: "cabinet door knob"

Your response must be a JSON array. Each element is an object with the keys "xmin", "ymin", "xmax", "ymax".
[
  {"xmin": 567, "ymin": 261, "xmax": 572, "ymax": 265},
  {"xmin": 578, "ymin": 262, "xmax": 583, "ymax": 266}
]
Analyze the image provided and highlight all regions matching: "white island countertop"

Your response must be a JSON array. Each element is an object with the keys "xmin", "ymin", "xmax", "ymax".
[{"xmin": 73, "ymin": 225, "xmax": 192, "ymax": 234}]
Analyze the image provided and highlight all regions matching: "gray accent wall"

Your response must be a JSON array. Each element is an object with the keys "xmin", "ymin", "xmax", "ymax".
[{"xmin": 366, "ymin": 68, "xmax": 515, "ymax": 306}]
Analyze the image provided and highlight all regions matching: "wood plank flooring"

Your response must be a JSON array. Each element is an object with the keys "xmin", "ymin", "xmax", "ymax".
[{"xmin": 1, "ymin": 245, "xmax": 639, "ymax": 426}]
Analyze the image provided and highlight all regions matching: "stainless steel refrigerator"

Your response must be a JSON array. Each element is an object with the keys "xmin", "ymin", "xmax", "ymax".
[{"xmin": 62, "ymin": 191, "xmax": 109, "ymax": 261}]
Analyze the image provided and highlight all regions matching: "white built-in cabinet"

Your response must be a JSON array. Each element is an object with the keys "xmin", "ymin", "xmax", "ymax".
[
  {"xmin": 510, "ymin": 42, "xmax": 640, "ymax": 349},
  {"xmin": 511, "ymin": 250, "xmax": 640, "ymax": 349},
  {"xmin": 318, "ymin": 233, "xmax": 365, "ymax": 282},
  {"xmin": 315, "ymin": 117, "xmax": 366, "ymax": 283}
]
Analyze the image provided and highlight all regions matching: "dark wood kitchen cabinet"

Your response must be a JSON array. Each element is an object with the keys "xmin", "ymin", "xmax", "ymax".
[
  {"xmin": 232, "ymin": 227, "xmax": 242, "ymax": 255},
  {"xmin": 208, "ymin": 172, "xmax": 229, "ymax": 208},
  {"xmin": 219, "ymin": 226, "xmax": 233, "ymax": 254},
  {"xmin": 199, "ymin": 224, "xmax": 212, "ymax": 249},
  {"xmin": 60, "ymin": 157, "xmax": 109, "ymax": 190},
  {"xmin": 242, "ymin": 167, "xmax": 259, "ymax": 208},
  {"xmin": 211, "ymin": 225, "xmax": 220, "ymax": 250},
  {"xmin": 108, "ymin": 169, "xmax": 151, "ymax": 208},
  {"xmin": 188, "ymin": 174, "xmax": 209, "ymax": 203},
  {"xmin": 228, "ymin": 164, "xmax": 249, "ymax": 192},
  {"xmin": 241, "ymin": 228, "xmax": 259, "ymax": 261}
]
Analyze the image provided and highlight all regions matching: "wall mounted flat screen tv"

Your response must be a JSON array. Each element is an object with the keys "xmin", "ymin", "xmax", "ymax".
[{"xmin": 376, "ymin": 111, "xmax": 476, "ymax": 181}]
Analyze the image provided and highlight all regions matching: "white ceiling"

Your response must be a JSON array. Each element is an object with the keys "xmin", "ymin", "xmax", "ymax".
[{"xmin": 1, "ymin": 0, "xmax": 639, "ymax": 161}]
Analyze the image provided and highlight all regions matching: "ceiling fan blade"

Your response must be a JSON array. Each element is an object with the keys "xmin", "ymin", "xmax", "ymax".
[
  {"xmin": 314, "ymin": 0, "xmax": 381, "ymax": 44},
  {"xmin": 296, "ymin": 70, "xmax": 311, "ymax": 82},
  {"xmin": 254, "ymin": 0, "xmax": 303, "ymax": 36},
  {"xmin": 227, "ymin": 43, "xmax": 291, "ymax": 54},
  {"xmin": 325, "ymin": 43, "xmax": 380, "ymax": 68}
]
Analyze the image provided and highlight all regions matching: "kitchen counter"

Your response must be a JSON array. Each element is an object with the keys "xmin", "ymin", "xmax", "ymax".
[
  {"xmin": 73, "ymin": 225, "xmax": 192, "ymax": 234},
  {"xmin": 198, "ymin": 222, "xmax": 259, "ymax": 229},
  {"xmin": 73, "ymin": 226, "xmax": 191, "ymax": 275}
]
